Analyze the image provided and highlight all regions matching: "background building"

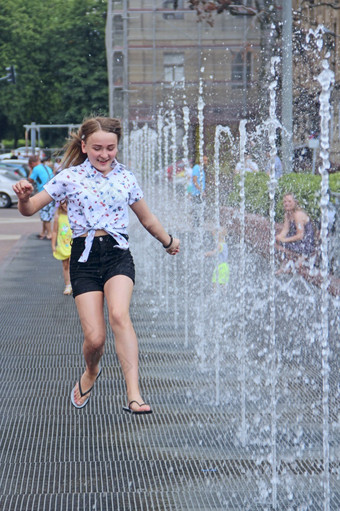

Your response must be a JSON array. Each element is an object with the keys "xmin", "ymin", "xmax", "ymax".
[
  {"xmin": 106, "ymin": 0, "xmax": 340, "ymax": 169},
  {"xmin": 293, "ymin": 0, "xmax": 340, "ymax": 171},
  {"xmin": 106, "ymin": 0, "xmax": 262, "ymax": 159}
]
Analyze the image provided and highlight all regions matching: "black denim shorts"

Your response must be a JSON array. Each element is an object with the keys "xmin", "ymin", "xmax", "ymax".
[{"xmin": 70, "ymin": 235, "xmax": 135, "ymax": 298}]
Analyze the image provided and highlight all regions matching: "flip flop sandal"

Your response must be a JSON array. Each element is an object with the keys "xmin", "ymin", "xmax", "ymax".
[
  {"xmin": 123, "ymin": 400, "xmax": 153, "ymax": 415},
  {"xmin": 70, "ymin": 367, "xmax": 102, "ymax": 409}
]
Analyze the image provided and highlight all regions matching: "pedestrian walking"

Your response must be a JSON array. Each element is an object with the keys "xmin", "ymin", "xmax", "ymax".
[
  {"xmin": 235, "ymin": 152, "xmax": 259, "ymax": 174},
  {"xmin": 190, "ymin": 155, "xmax": 207, "ymax": 226},
  {"xmin": 28, "ymin": 155, "xmax": 55, "ymax": 239},
  {"xmin": 53, "ymin": 157, "xmax": 62, "ymax": 175},
  {"xmin": 265, "ymin": 150, "xmax": 283, "ymax": 179},
  {"xmin": 12, "ymin": 116, "xmax": 180, "ymax": 413}
]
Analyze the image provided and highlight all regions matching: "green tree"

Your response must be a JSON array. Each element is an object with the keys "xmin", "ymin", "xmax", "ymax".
[
  {"xmin": 0, "ymin": 0, "xmax": 108, "ymax": 147},
  {"xmin": 53, "ymin": 0, "xmax": 108, "ymax": 124}
]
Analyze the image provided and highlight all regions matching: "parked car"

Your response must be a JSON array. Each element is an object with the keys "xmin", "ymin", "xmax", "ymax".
[
  {"xmin": 0, "ymin": 152, "xmax": 13, "ymax": 160},
  {"xmin": 0, "ymin": 169, "xmax": 20, "ymax": 180},
  {"xmin": 0, "ymin": 168, "xmax": 20, "ymax": 177},
  {"xmin": 0, "ymin": 164, "xmax": 23, "ymax": 179},
  {"xmin": 0, "ymin": 148, "xmax": 45, "ymax": 160},
  {"xmin": 0, "ymin": 160, "xmax": 29, "ymax": 178},
  {"xmin": 0, "ymin": 172, "xmax": 19, "ymax": 208},
  {"xmin": 13, "ymin": 147, "xmax": 46, "ymax": 159}
]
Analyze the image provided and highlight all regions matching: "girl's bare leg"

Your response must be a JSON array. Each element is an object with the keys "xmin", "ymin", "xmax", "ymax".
[
  {"xmin": 73, "ymin": 291, "xmax": 106, "ymax": 406},
  {"xmin": 44, "ymin": 221, "xmax": 52, "ymax": 239},
  {"xmin": 62, "ymin": 258, "xmax": 71, "ymax": 286},
  {"xmin": 104, "ymin": 275, "xmax": 151, "ymax": 412}
]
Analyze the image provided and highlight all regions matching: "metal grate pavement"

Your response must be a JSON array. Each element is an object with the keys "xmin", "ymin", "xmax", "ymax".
[{"xmin": 0, "ymin": 230, "xmax": 339, "ymax": 510}]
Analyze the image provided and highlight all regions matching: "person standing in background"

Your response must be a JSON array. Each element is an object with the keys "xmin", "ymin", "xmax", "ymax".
[
  {"xmin": 265, "ymin": 150, "xmax": 283, "ymax": 179},
  {"xmin": 190, "ymin": 155, "xmax": 207, "ymax": 226},
  {"xmin": 235, "ymin": 152, "xmax": 259, "ymax": 174},
  {"xmin": 53, "ymin": 157, "xmax": 63, "ymax": 175},
  {"xmin": 28, "ymin": 155, "xmax": 54, "ymax": 239}
]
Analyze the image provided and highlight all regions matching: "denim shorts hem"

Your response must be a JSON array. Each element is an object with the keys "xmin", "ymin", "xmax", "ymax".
[
  {"xmin": 71, "ymin": 272, "xmax": 135, "ymax": 299},
  {"xmin": 70, "ymin": 235, "xmax": 135, "ymax": 298}
]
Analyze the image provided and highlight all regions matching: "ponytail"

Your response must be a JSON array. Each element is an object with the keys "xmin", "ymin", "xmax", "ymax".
[{"xmin": 61, "ymin": 132, "xmax": 85, "ymax": 170}]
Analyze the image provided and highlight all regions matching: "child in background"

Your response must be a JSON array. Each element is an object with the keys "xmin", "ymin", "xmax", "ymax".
[
  {"xmin": 52, "ymin": 200, "xmax": 72, "ymax": 295},
  {"xmin": 205, "ymin": 228, "xmax": 230, "ymax": 289},
  {"xmin": 53, "ymin": 157, "xmax": 63, "ymax": 175}
]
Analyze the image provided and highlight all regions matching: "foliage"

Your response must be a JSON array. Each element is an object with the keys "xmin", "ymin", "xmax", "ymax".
[
  {"xmin": 1, "ymin": 138, "xmax": 44, "ymax": 149},
  {"xmin": 2, "ymin": 139, "xmax": 27, "ymax": 149},
  {"xmin": 227, "ymin": 171, "xmax": 340, "ymax": 224},
  {"xmin": 0, "ymin": 0, "xmax": 108, "ymax": 146},
  {"xmin": 187, "ymin": 1, "xmax": 257, "ymax": 26},
  {"xmin": 329, "ymin": 172, "xmax": 340, "ymax": 193},
  {"xmin": 227, "ymin": 172, "xmax": 270, "ymax": 216}
]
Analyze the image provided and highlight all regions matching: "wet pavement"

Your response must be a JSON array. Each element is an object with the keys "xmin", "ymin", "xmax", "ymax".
[
  {"xmin": 0, "ymin": 214, "xmax": 339, "ymax": 510},
  {"xmin": 0, "ymin": 206, "xmax": 41, "ymax": 265}
]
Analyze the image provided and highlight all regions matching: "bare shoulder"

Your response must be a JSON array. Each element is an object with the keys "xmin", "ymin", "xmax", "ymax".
[{"xmin": 294, "ymin": 210, "xmax": 309, "ymax": 224}]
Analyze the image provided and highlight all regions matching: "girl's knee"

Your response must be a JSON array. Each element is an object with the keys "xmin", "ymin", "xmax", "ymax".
[
  {"xmin": 109, "ymin": 308, "xmax": 131, "ymax": 331},
  {"xmin": 84, "ymin": 330, "xmax": 106, "ymax": 351}
]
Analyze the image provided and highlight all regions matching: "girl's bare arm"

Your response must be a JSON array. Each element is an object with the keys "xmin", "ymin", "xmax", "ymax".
[
  {"xmin": 282, "ymin": 212, "xmax": 306, "ymax": 242},
  {"xmin": 12, "ymin": 180, "xmax": 53, "ymax": 216},
  {"xmin": 130, "ymin": 198, "xmax": 180, "ymax": 254},
  {"xmin": 275, "ymin": 215, "xmax": 290, "ymax": 242}
]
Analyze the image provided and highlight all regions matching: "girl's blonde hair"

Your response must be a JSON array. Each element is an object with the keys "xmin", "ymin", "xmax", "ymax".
[
  {"xmin": 57, "ymin": 199, "xmax": 68, "ymax": 215},
  {"xmin": 61, "ymin": 116, "xmax": 122, "ymax": 169}
]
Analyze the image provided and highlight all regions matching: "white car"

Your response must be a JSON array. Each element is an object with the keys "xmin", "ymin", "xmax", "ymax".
[
  {"xmin": 0, "ymin": 160, "xmax": 29, "ymax": 177},
  {"xmin": 0, "ymin": 147, "xmax": 45, "ymax": 160},
  {"xmin": 0, "ymin": 171, "xmax": 19, "ymax": 208},
  {"xmin": 14, "ymin": 147, "xmax": 46, "ymax": 159},
  {"xmin": 0, "ymin": 153, "xmax": 13, "ymax": 160}
]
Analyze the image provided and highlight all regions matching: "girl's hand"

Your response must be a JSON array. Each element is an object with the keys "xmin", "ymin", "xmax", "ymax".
[
  {"xmin": 166, "ymin": 237, "xmax": 180, "ymax": 255},
  {"xmin": 12, "ymin": 180, "xmax": 34, "ymax": 201}
]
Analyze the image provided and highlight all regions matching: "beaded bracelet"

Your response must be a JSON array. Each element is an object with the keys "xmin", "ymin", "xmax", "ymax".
[{"xmin": 163, "ymin": 234, "xmax": 173, "ymax": 249}]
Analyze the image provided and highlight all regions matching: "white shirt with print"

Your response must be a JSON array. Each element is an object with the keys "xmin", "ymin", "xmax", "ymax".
[{"xmin": 44, "ymin": 158, "xmax": 143, "ymax": 262}]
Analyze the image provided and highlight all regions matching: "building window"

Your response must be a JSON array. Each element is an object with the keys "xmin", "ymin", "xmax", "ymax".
[
  {"xmin": 164, "ymin": 53, "xmax": 184, "ymax": 84},
  {"xmin": 162, "ymin": 0, "xmax": 184, "ymax": 20},
  {"xmin": 232, "ymin": 51, "xmax": 252, "ymax": 89},
  {"xmin": 113, "ymin": 15, "xmax": 123, "ymax": 46},
  {"xmin": 112, "ymin": 0, "xmax": 123, "ymax": 9}
]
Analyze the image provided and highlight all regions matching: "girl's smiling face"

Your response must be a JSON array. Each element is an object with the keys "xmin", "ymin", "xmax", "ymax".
[{"xmin": 81, "ymin": 130, "xmax": 118, "ymax": 175}]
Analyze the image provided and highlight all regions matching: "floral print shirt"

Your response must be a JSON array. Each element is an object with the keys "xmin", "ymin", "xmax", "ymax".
[{"xmin": 44, "ymin": 158, "xmax": 143, "ymax": 262}]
